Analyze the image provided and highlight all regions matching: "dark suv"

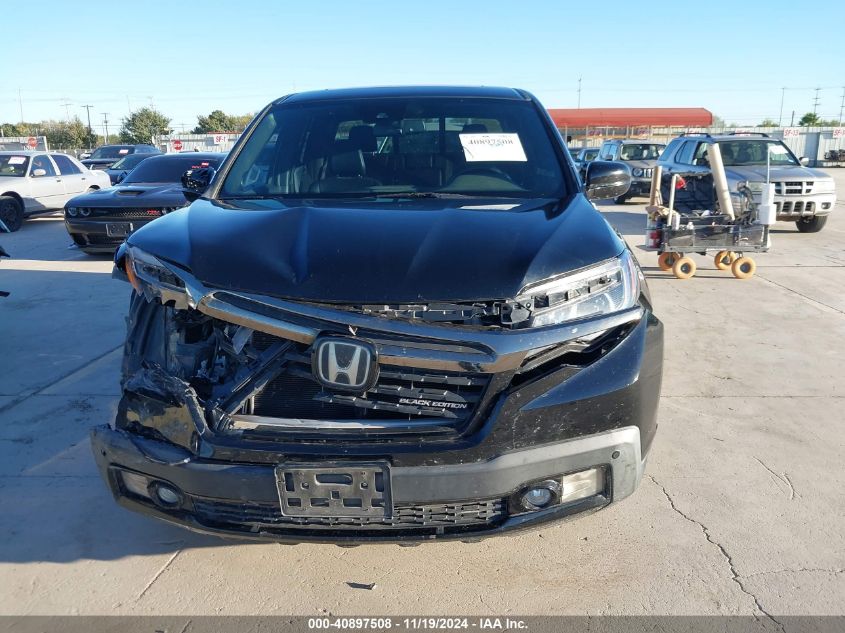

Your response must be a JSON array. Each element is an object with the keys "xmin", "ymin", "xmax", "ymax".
[
  {"xmin": 81, "ymin": 144, "xmax": 160, "ymax": 171},
  {"xmin": 92, "ymin": 86, "xmax": 663, "ymax": 543},
  {"xmin": 598, "ymin": 139, "xmax": 665, "ymax": 203}
]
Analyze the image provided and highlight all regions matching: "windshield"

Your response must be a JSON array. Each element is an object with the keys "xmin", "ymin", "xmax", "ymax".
[
  {"xmin": 619, "ymin": 144, "xmax": 664, "ymax": 161},
  {"xmin": 123, "ymin": 156, "xmax": 222, "ymax": 184},
  {"xmin": 0, "ymin": 155, "xmax": 30, "ymax": 177},
  {"xmin": 717, "ymin": 140, "xmax": 799, "ymax": 167},
  {"xmin": 220, "ymin": 97, "xmax": 566, "ymax": 199},
  {"xmin": 89, "ymin": 146, "xmax": 133, "ymax": 160},
  {"xmin": 110, "ymin": 153, "xmax": 149, "ymax": 170}
]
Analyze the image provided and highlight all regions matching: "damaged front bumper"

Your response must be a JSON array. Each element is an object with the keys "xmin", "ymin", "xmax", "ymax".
[
  {"xmin": 91, "ymin": 423, "xmax": 646, "ymax": 543},
  {"xmin": 94, "ymin": 246, "xmax": 663, "ymax": 541}
]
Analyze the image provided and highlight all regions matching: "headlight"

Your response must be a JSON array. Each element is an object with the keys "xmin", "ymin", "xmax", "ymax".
[
  {"xmin": 66, "ymin": 207, "xmax": 78, "ymax": 217},
  {"xmin": 738, "ymin": 181, "xmax": 764, "ymax": 194},
  {"xmin": 632, "ymin": 168, "xmax": 643, "ymax": 177},
  {"xmin": 78, "ymin": 207, "xmax": 91, "ymax": 217},
  {"xmin": 813, "ymin": 179, "xmax": 835, "ymax": 194},
  {"xmin": 515, "ymin": 250, "xmax": 640, "ymax": 327},
  {"xmin": 125, "ymin": 246, "xmax": 187, "ymax": 300}
]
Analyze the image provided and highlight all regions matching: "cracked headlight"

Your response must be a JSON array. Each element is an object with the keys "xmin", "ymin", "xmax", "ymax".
[
  {"xmin": 125, "ymin": 246, "xmax": 187, "ymax": 299},
  {"xmin": 515, "ymin": 250, "xmax": 640, "ymax": 327}
]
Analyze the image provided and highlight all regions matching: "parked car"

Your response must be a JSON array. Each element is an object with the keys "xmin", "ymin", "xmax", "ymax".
[
  {"xmin": 91, "ymin": 85, "xmax": 662, "ymax": 543},
  {"xmin": 64, "ymin": 152, "xmax": 225, "ymax": 254},
  {"xmin": 104, "ymin": 152, "xmax": 156, "ymax": 185},
  {"xmin": 597, "ymin": 139, "xmax": 665, "ymax": 203},
  {"xmin": 80, "ymin": 144, "xmax": 160, "ymax": 171},
  {"xmin": 572, "ymin": 147, "xmax": 601, "ymax": 180},
  {"xmin": 0, "ymin": 151, "xmax": 111, "ymax": 232},
  {"xmin": 658, "ymin": 133, "xmax": 837, "ymax": 232}
]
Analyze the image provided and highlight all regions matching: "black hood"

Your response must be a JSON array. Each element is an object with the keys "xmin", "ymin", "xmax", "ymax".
[
  {"xmin": 68, "ymin": 183, "xmax": 189, "ymax": 208},
  {"xmin": 82, "ymin": 158, "xmax": 120, "ymax": 169},
  {"xmin": 127, "ymin": 195, "xmax": 625, "ymax": 303}
]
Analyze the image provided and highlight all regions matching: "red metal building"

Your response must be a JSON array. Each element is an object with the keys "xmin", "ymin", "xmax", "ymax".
[{"xmin": 548, "ymin": 108, "xmax": 713, "ymax": 142}]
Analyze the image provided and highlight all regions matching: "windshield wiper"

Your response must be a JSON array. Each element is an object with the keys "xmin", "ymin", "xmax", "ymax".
[{"xmin": 374, "ymin": 192, "xmax": 475, "ymax": 199}]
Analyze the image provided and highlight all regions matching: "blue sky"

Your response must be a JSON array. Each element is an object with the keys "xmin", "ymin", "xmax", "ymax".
[{"xmin": 4, "ymin": 0, "xmax": 845, "ymax": 130}]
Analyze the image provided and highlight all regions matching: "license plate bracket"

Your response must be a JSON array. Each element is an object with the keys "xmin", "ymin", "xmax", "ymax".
[
  {"xmin": 275, "ymin": 462, "xmax": 392, "ymax": 518},
  {"xmin": 106, "ymin": 222, "xmax": 132, "ymax": 237}
]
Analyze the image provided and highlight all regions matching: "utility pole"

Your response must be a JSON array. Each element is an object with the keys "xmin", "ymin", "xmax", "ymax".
[
  {"xmin": 790, "ymin": 110, "xmax": 795, "ymax": 126},
  {"xmin": 61, "ymin": 99, "xmax": 72, "ymax": 121},
  {"xmin": 81, "ymin": 105, "xmax": 94, "ymax": 149},
  {"xmin": 18, "ymin": 88, "xmax": 24, "ymax": 124},
  {"xmin": 577, "ymin": 77, "xmax": 582, "ymax": 109},
  {"xmin": 102, "ymin": 113, "xmax": 110, "ymax": 144},
  {"xmin": 812, "ymin": 87, "xmax": 821, "ymax": 118},
  {"xmin": 778, "ymin": 87, "xmax": 786, "ymax": 126},
  {"xmin": 839, "ymin": 87, "xmax": 845, "ymax": 127}
]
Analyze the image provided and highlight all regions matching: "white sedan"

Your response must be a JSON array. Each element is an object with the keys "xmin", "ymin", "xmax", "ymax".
[{"xmin": 0, "ymin": 151, "xmax": 112, "ymax": 231}]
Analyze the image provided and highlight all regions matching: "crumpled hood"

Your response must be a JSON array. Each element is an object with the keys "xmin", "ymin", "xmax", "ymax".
[
  {"xmin": 725, "ymin": 165, "xmax": 833, "ymax": 183},
  {"xmin": 68, "ymin": 183, "xmax": 188, "ymax": 207},
  {"xmin": 127, "ymin": 196, "xmax": 625, "ymax": 303}
]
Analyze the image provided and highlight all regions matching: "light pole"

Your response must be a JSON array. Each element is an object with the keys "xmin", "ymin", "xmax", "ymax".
[{"xmin": 778, "ymin": 87, "xmax": 786, "ymax": 126}]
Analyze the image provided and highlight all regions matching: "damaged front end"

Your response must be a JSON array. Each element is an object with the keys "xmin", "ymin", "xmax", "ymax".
[{"xmin": 93, "ymin": 243, "xmax": 661, "ymax": 542}]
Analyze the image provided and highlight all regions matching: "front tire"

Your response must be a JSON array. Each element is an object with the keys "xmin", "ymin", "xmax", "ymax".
[
  {"xmin": 615, "ymin": 195, "xmax": 629, "ymax": 204},
  {"xmin": 0, "ymin": 196, "xmax": 24, "ymax": 232},
  {"xmin": 796, "ymin": 216, "xmax": 828, "ymax": 233}
]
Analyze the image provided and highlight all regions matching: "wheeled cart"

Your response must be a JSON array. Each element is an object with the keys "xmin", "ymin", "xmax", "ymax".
[{"xmin": 643, "ymin": 149, "xmax": 773, "ymax": 280}]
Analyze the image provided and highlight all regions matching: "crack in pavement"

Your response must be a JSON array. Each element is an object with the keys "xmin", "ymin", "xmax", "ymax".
[
  {"xmin": 136, "ymin": 550, "xmax": 182, "ymax": 602},
  {"xmin": 648, "ymin": 476, "xmax": 785, "ymax": 630},
  {"xmin": 756, "ymin": 273, "xmax": 845, "ymax": 317},
  {"xmin": 754, "ymin": 458, "xmax": 798, "ymax": 500}
]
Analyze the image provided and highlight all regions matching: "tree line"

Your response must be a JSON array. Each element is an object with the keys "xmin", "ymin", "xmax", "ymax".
[{"xmin": 0, "ymin": 108, "xmax": 254, "ymax": 149}]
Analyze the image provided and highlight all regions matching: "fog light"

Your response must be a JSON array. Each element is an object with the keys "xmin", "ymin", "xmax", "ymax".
[
  {"xmin": 120, "ymin": 471, "xmax": 151, "ymax": 499},
  {"xmin": 560, "ymin": 467, "xmax": 605, "ymax": 504},
  {"xmin": 151, "ymin": 482, "xmax": 182, "ymax": 508},
  {"xmin": 519, "ymin": 480, "xmax": 560, "ymax": 511}
]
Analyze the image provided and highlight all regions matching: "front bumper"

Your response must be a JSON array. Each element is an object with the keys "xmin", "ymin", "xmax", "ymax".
[
  {"xmin": 65, "ymin": 218, "xmax": 155, "ymax": 252},
  {"xmin": 626, "ymin": 179, "xmax": 652, "ymax": 198},
  {"xmin": 773, "ymin": 194, "xmax": 835, "ymax": 219},
  {"xmin": 91, "ymin": 424, "xmax": 646, "ymax": 543}
]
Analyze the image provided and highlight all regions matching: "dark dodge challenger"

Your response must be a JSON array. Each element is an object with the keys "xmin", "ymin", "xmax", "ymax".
[
  {"xmin": 65, "ymin": 153, "xmax": 225, "ymax": 254},
  {"xmin": 92, "ymin": 86, "xmax": 663, "ymax": 543}
]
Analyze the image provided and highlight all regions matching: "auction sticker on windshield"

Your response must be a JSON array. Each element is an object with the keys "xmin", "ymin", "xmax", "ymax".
[
  {"xmin": 8, "ymin": 156, "xmax": 26, "ymax": 165},
  {"xmin": 459, "ymin": 133, "xmax": 527, "ymax": 162}
]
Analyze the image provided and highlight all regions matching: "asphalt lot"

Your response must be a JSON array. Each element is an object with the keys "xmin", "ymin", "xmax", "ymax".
[{"xmin": 1, "ymin": 172, "xmax": 844, "ymax": 617}]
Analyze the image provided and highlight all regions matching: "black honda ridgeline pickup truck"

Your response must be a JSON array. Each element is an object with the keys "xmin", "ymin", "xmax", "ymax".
[{"xmin": 92, "ymin": 86, "xmax": 663, "ymax": 543}]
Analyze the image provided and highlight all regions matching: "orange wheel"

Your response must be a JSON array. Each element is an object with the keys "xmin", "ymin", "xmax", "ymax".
[
  {"xmin": 672, "ymin": 256, "xmax": 696, "ymax": 280},
  {"xmin": 714, "ymin": 250, "xmax": 735, "ymax": 271},
  {"xmin": 731, "ymin": 256, "xmax": 756, "ymax": 279},
  {"xmin": 658, "ymin": 252, "xmax": 679, "ymax": 271}
]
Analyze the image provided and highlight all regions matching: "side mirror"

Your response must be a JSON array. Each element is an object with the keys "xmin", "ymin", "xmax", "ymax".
[
  {"xmin": 584, "ymin": 161, "xmax": 631, "ymax": 201},
  {"xmin": 799, "ymin": 156, "xmax": 809, "ymax": 166},
  {"xmin": 31, "ymin": 168, "xmax": 47, "ymax": 178},
  {"xmin": 115, "ymin": 172, "xmax": 126, "ymax": 184},
  {"xmin": 181, "ymin": 167, "xmax": 216, "ymax": 202}
]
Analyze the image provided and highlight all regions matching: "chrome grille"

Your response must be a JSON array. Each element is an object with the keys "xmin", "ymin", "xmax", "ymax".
[
  {"xmin": 191, "ymin": 496, "xmax": 506, "ymax": 529},
  {"xmin": 774, "ymin": 181, "xmax": 813, "ymax": 195},
  {"xmin": 642, "ymin": 168, "xmax": 654, "ymax": 178}
]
